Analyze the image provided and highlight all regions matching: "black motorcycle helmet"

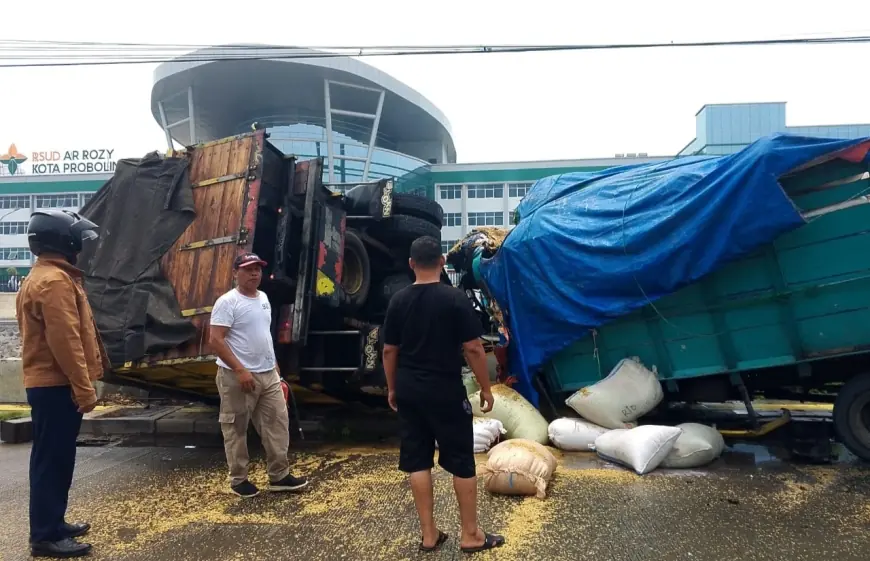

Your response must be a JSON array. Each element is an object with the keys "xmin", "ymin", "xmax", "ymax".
[{"xmin": 27, "ymin": 209, "xmax": 99, "ymax": 264}]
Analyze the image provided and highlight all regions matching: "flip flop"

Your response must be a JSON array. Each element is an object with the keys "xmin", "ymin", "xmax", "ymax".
[
  {"xmin": 419, "ymin": 530, "xmax": 449, "ymax": 552},
  {"xmin": 461, "ymin": 532, "xmax": 505, "ymax": 554}
]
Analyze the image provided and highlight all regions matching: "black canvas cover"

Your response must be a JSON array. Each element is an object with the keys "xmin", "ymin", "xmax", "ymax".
[{"xmin": 78, "ymin": 153, "xmax": 197, "ymax": 365}]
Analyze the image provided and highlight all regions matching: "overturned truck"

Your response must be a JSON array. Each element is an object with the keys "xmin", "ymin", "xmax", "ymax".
[
  {"xmin": 451, "ymin": 134, "xmax": 870, "ymax": 461},
  {"xmin": 79, "ymin": 130, "xmax": 444, "ymax": 402}
]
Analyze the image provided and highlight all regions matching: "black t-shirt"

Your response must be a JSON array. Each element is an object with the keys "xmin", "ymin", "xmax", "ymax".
[{"xmin": 382, "ymin": 282, "xmax": 484, "ymax": 402}]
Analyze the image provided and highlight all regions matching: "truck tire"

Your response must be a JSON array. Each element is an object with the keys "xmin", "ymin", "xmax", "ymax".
[
  {"xmin": 833, "ymin": 373, "xmax": 870, "ymax": 461},
  {"xmin": 380, "ymin": 274, "xmax": 413, "ymax": 309},
  {"xmin": 392, "ymin": 194, "xmax": 444, "ymax": 228},
  {"xmin": 368, "ymin": 214, "xmax": 441, "ymax": 245},
  {"xmin": 342, "ymin": 230, "xmax": 371, "ymax": 309}
]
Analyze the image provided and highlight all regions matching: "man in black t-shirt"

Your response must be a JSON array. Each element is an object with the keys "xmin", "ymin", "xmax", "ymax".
[{"xmin": 382, "ymin": 236, "xmax": 505, "ymax": 555}]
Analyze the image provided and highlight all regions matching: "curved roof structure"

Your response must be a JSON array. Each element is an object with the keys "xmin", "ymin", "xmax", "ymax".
[{"xmin": 151, "ymin": 45, "xmax": 456, "ymax": 163}]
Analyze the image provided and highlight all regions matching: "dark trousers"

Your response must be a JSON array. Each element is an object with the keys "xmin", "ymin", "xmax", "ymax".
[{"xmin": 27, "ymin": 386, "xmax": 83, "ymax": 543}]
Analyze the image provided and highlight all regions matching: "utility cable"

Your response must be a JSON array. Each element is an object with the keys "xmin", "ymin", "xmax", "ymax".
[{"xmin": 0, "ymin": 35, "xmax": 869, "ymax": 68}]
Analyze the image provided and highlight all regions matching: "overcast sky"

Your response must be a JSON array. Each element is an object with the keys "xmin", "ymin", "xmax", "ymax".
[{"xmin": 3, "ymin": 0, "xmax": 870, "ymax": 164}]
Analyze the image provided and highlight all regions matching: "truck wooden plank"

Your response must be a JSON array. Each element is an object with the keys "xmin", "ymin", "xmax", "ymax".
[{"xmin": 80, "ymin": 130, "xmax": 445, "ymax": 402}]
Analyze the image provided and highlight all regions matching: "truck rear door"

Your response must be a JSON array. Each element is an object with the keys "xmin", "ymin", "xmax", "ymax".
[{"xmin": 159, "ymin": 132, "xmax": 266, "ymax": 359}]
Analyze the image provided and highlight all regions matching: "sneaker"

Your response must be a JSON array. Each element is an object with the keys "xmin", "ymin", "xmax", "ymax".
[
  {"xmin": 268, "ymin": 474, "xmax": 309, "ymax": 492},
  {"xmin": 230, "ymin": 480, "xmax": 260, "ymax": 498}
]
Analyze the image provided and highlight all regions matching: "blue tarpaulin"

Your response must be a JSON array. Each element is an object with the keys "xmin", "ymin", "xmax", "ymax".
[{"xmin": 480, "ymin": 134, "xmax": 870, "ymax": 406}]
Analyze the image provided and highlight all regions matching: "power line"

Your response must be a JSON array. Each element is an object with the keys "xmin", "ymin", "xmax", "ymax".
[
  {"xmin": 0, "ymin": 35, "xmax": 868, "ymax": 68},
  {"xmin": 0, "ymin": 40, "xmax": 496, "ymax": 50},
  {"xmin": 4, "ymin": 32, "xmax": 870, "ymax": 50}
]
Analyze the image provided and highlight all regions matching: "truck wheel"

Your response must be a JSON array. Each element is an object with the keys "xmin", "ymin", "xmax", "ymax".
[
  {"xmin": 833, "ymin": 373, "xmax": 870, "ymax": 461},
  {"xmin": 368, "ymin": 214, "xmax": 441, "ymax": 245},
  {"xmin": 380, "ymin": 274, "xmax": 413, "ymax": 309},
  {"xmin": 392, "ymin": 194, "xmax": 444, "ymax": 228},
  {"xmin": 342, "ymin": 230, "xmax": 371, "ymax": 309}
]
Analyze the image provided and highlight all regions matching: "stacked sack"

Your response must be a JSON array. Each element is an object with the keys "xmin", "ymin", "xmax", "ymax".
[
  {"xmin": 469, "ymin": 384, "xmax": 549, "ymax": 444},
  {"xmin": 565, "ymin": 357, "xmax": 664, "ymax": 430},
  {"xmin": 549, "ymin": 358, "xmax": 725, "ymax": 474},
  {"xmin": 481, "ymin": 439, "xmax": 557, "ymax": 499},
  {"xmin": 472, "ymin": 418, "xmax": 506, "ymax": 454},
  {"xmin": 467, "ymin": 384, "xmax": 557, "ymax": 498},
  {"xmin": 437, "ymin": 417, "xmax": 507, "ymax": 454}
]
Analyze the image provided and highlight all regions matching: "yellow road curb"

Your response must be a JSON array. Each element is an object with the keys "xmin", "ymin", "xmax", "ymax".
[
  {"xmin": 0, "ymin": 404, "xmax": 115, "ymax": 414},
  {"xmin": 0, "ymin": 404, "xmax": 30, "ymax": 412},
  {"xmin": 755, "ymin": 403, "xmax": 832, "ymax": 412},
  {"xmin": 700, "ymin": 401, "xmax": 833, "ymax": 412}
]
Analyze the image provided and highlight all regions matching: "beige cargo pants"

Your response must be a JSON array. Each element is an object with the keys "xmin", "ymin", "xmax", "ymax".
[{"xmin": 216, "ymin": 367, "xmax": 290, "ymax": 486}]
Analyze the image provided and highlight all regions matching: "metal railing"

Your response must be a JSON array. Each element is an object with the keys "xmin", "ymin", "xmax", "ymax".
[
  {"xmin": 445, "ymin": 269, "xmax": 462, "ymax": 287},
  {"xmin": 0, "ymin": 274, "xmax": 23, "ymax": 293}
]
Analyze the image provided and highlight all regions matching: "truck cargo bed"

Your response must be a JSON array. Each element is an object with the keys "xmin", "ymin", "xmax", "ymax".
[
  {"xmin": 81, "ymin": 131, "xmax": 312, "ymax": 398},
  {"xmin": 545, "ymin": 153, "xmax": 870, "ymax": 395},
  {"xmin": 81, "ymin": 129, "xmax": 446, "ymax": 403}
]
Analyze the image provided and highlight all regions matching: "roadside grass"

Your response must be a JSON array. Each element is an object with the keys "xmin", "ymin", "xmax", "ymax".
[{"xmin": 0, "ymin": 411, "xmax": 28, "ymax": 421}]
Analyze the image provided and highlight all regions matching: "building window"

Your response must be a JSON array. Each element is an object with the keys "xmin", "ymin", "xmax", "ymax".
[
  {"xmin": 441, "ymin": 239, "xmax": 458, "ymax": 254},
  {"xmin": 0, "ymin": 195, "xmax": 29, "ymax": 210},
  {"xmin": 444, "ymin": 213, "xmax": 462, "ymax": 227},
  {"xmin": 0, "ymin": 247, "xmax": 31, "ymax": 261},
  {"xmin": 467, "ymin": 183, "xmax": 504, "ymax": 199},
  {"xmin": 35, "ymin": 194, "xmax": 79, "ymax": 209},
  {"xmin": 0, "ymin": 221, "xmax": 28, "ymax": 235},
  {"xmin": 508, "ymin": 182, "xmax": 533, "ymax": 198},
  {"xmin": 438, "ymin": 185, "xmax": 462, "ymax": 200},
  {"xmin": 468, "ymin": 212, "xmax": 504, "ymax": 227},
  {"xmin": 81, "ymin": 193, "xmax": 94, "ymax": 207}
]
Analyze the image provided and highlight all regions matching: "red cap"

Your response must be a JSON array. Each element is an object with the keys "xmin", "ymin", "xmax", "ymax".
[{"xmin": 233, "ymin": 253, "xmax": 268, "ymax": 269}]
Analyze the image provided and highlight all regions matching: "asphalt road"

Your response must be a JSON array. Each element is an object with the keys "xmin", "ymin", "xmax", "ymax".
[{"xmin": 0, "ymin": 441, "xmax": 868, "ymax": 561}]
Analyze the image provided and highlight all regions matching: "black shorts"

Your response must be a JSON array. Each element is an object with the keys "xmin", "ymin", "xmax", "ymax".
[{"xmin": 396, "ymin": 396, "xmax": 475, "ymax": 479}]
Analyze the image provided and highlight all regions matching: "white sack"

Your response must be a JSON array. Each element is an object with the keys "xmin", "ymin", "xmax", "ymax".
[
  {"xmin": 470, "ymin": 385, "xmax": 549, "ymax": 444},
  {"xmin": 482, "ymin": 439, "xmax": 558, "ymax": 498},
  {"xmin": 565, "ymin": 358, "xmax": 663, "ymax": 429},
  {"xmin": 547, "ymin": 418, "xmax": 609, "ymax": 451},
  {"xmin": 472, "ymin": 418, "xmax": 506, "ymax": 453},
  {"xmin": 593, "ymin": 425, "xmax": 682, "ymax": 475},
  {"xmin": 660, "ymin": 423, "xmax": 726, "ymax": 469},
  {"xmin": 437, "ymin": 418, "xmax": 505, "ymax": 453}
]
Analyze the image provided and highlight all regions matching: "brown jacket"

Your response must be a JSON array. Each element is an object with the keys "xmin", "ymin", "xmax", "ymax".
[{"xmin": 16, "ymin": 256, "xmax": 108, "ymax": 407}]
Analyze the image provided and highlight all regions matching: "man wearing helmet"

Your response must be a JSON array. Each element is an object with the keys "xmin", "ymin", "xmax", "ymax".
[{"xmin": 16, "ymin": 209, "xmax": 105, "ymax": 558}]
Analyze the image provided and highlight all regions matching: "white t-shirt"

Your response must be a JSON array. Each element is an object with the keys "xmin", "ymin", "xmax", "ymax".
[{"xmin": 210, "ymin": 289, "xmax": 276, "ymax": 373}]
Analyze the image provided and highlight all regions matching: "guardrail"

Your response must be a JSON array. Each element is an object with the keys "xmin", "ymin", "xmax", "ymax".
[{"xmin": 0, "ymin": 275, "xmax": 23, "ymax": 293}]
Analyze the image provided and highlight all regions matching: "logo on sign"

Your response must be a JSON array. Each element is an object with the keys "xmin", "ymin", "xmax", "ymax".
[{"xmin": 0, "ymin": 144, "xmax": 27, "ymax": 175}]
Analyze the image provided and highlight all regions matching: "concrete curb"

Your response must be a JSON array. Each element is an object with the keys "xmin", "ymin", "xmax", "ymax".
[
  {"xmin": 2, "ymin": 404, "xmax": 401, "ymax": 445},
  {"xmin": 82, "ymin": 406, "xmax": 184, "ymax": 436},
  {"xmin": 154, "ymin": 408, "xmax": 220, "ymax": 435},
  {"xmin": 0, "ymin": 416, "xmax": 32, "ymax": 443},
  {"xmin": 1, "ymin": 355, "xmax": 151, "ymax": 405},
  {"xmin": 0, "ymin": 406, "xmax": 127, "ymax": 444}
]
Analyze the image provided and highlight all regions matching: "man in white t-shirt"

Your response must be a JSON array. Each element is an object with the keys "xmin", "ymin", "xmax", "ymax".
[{"xmin": 209, "ymin": 252, "xmax": 308, "ymax": 498}]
